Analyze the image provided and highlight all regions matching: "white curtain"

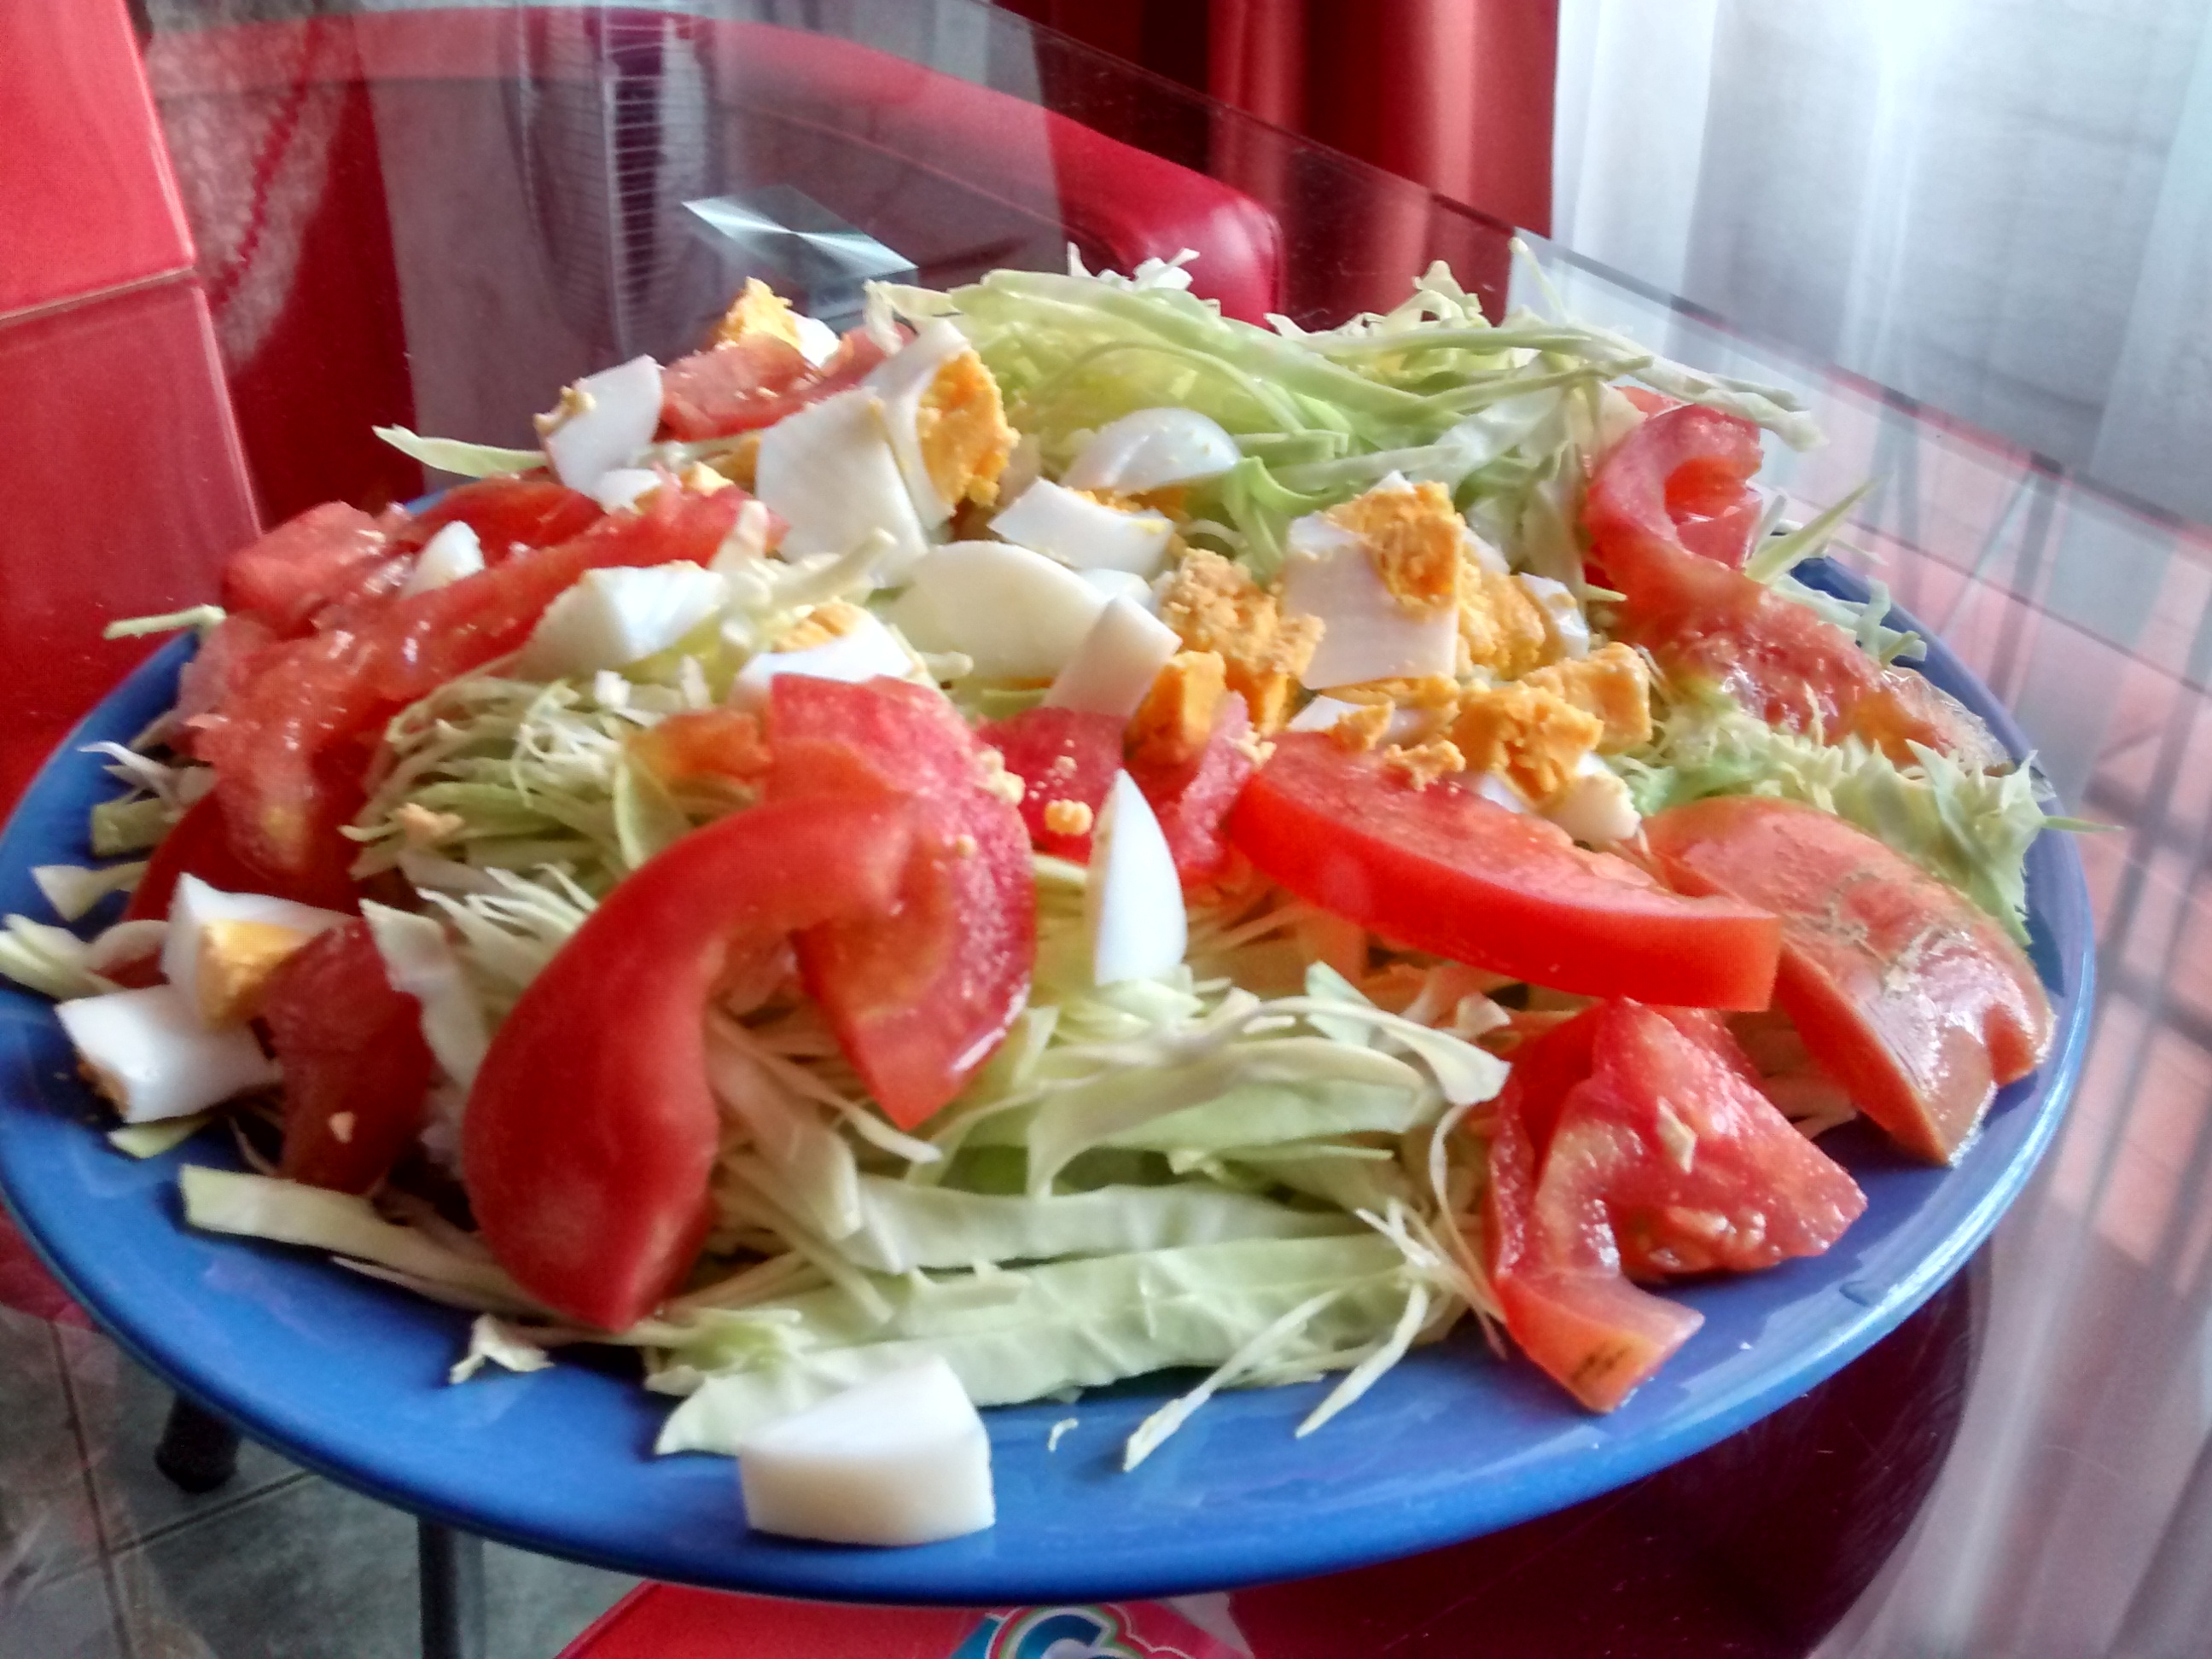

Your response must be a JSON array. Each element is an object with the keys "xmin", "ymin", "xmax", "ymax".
[{"xmin": 1554, "ymin": 0, "xmax": 2212, "ymax": 527}]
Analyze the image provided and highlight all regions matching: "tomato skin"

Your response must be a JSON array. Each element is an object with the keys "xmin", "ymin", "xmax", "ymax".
[
  {"xmin": 390, "ymin": 477, "xmax": 602, "ymax": 562},
  {"xmin": 1587, "ymin": 405, "xmax": 1764, "ymax": 576},
  {"xmin": 220, "ymin": 503, "xmax": 388, "ymax": 637},
  {"xmin": 264, "ymin": 919, "xmax": 435, "ymax": 1193},
  {"xmin": 1229, "ymin": 734, "xmax": 1781, "ymax": 1009},
  {"xmin": 198, "ymin": 488, "xmax": 743, "ymax": 881},
  {"xmin": 977, "ymin": 706, "xmax": 1124, "ymax": 862},
  {"xmin": 172, "ymin": 614, "xmax": 276, "ymax": 758},
  {"xmin": 659, "ymin": 330, "xmax": 888, "ymax": 441},
  {"xmin": 123, "ymin": 793, "xmax": 358, "ymax": 923},
  {"xmin": 767, "ymin": 678, "xmax": 1036, "ymax": 1130},
  {"xmin": 1129, "ymin": 693, "xmax": 1259, "ymax": 885},
  {"xmin": 1487, "ymin": 999, "xmax": 1866, "ymax": 1410},
  {"xmin": 1644, "ymin": 795, "xmax": 2052, "ymax": 1164},
  {"xmin": 463, "ymin": 796, "xmax": 916, "ymax": 1329}
]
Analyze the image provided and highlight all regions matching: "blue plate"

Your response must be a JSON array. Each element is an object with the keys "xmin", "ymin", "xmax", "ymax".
[{"xmin": 0, "ymin": 562, "xmax": 2093, "ymax": 1604}]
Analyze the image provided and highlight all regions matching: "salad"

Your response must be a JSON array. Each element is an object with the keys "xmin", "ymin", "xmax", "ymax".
[{"xmin": 0, "ymin": 250, "xmax": 2065, "ymax": 1545}]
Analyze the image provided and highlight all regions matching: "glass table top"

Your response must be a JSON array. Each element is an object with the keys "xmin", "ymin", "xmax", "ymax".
[{"xmin": 3, "ymin": 3, "xmax": 2209, "ymax": 1653}]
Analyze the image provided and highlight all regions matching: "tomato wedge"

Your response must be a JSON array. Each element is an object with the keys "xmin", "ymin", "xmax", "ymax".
[
  {"xmin": 1228, "ymin": 734, "xmax": 1781, "ymax": 1008},
  {"xmin": 659, "ymin": 330, "xmax": 889, "ymax": 441},
  {"xmin": 264, "ymin": 919, "xmax": 434, "ymax": 1193},
  {"xmin": 978, "ymin": 706, "xmax": 1124, "ymax": 862},
  {"xmin": 1487, "ymin": 1000, "xmax": 1866, "ymax": 1410},
  {"xmin": 767, "ymin": 678, "xmax": 1035, "ymax": 1128},
  {"xmin": 199, "ymin": 487, "xmax": 743, "ymax": 882},
  {"xmin": 389, "ymin": 476, "xmax": 602, "ymax": 561},
  {"xmin": 220, "ymin": 503, "xmax": 389, "ymax": 637},
  {"xmin": 1586, "ymin": 405, "xmax": 1994, "ymax": 765},
  {"xmin": 464, "ymin": 796, "xmax": 917, "ymax": 1329},
  {"xmin": 1130, "ymin": 692, "xmax": 1259, "ymax": 885},
  {"xmin": 1644, "ymin": 795, "xmax": 2052, "ymax": 1163},
  {"xmin": 123, "ymin": 794, "xmax": 358, "ymax": 923}
]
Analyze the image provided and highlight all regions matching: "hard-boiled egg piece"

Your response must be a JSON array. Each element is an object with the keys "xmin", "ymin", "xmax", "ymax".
[
  {"xmin": 1471, "ymin": 771, "xmax": 1532, "ymax": 814},
  {"xmin": 588, "ymin": 468, "xmax": 661, "ymax": 514},
  {"xmin": 538, "ymin": 356, "xmax": 662, "ymax": 494},
  {"xmin": 163, "ymin": 876, "xmax": 348, "ymax": 1027},
  {"xmin": 399, "ymin": 521, "xmax": 485, "ymax": 598},
  {"xmin": 1545, "ymin": 754, "xmax": 1640, "ymax": 846},
  {"xmin": 513, "ymin": 562, "xmax": 727, "ymax": 681},
  {"xmin": 1280, "ymin": 515, "xmax": 1458, "ymax": 690},
  {"xmin": 1077, "ymin": 568, "xmax": 1156, "ymax": 609},
  {"xmin": 1044, "ymin": 597, "xmax": 1182, "ymax": 722},
  {"xmin": 730, "ymin": 608, "xmax": 917, "ymax": 712},
  {"xmin": 1516, "ymin": 574, "xmax": 1589, "ymax": 659},
  {"xmin": 1285, "ymin": 694, "xmax": 1434, "ymax": 746},
  {"xmin": 992, "ymin": 480, "xmax": 1173, "ymax": 577},
  {"xmin": 1087, "ymin": 772, "xmax": 1186, "ymax": 986},
  {"xmin": 736, "ymin": 1357, "xmax": 994, "ymax": 1545},
  {"xmin": 889, "ymin": 542, "xmax": 1106, "ymax": 678},
  {"xmin": 1062, "ymin": 407, "xmax": 1241, "ymax": 494},
  {"xmin": 864, "ymin": 320, "xmax": 1014, "ymax": 529},
  {"xmin": 794, "ymin": 313, "xmax": 840, "ymax": 367},
  {"xmin": 57, "ymin": 984, "xmax": 282, "ymax": 1123},
  {"xmin": 754, "ymin": 387, "xmax": 928, "ymax": 579}
]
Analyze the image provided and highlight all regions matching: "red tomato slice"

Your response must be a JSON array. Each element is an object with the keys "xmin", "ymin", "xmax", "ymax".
[
  {"xmin": 198, "ymin": 488, "xmax": 744, "ymax": 881},
  {"xmin": 390, "ymin": 477, "xmax": 603, "ymax": 562},
  {"xmin": 659, "ymin": 330, "xmax": 890, "ymax": 441},
  {"xmin": 1228, "ymin": 734, "xmax": 1781, "ymax": 1008},
  {"xmin": 1129, "ymin": 692, "xmax": 1260, "ymax": 885},
  {"xmin": 123, "ymin": 794, "xmax": 358, "ymax": 923},
  {"xmin": 1487, "ymin": 1000, "xmax": 1866, "ymax": 1410},
  {"xmin": 767, "ymin": 677, "xmax": 1035, "ymax": 1129},
  {"xmin": 1586, "ymin": 405, "xmax": 1993, "ymax": 764},
  {"xmin": 1644, "ymin": 795, "xmax": 2052, "ymax": 1163},
  {"xmin": 263, "ymin": 918, "xmax": 434, "ymax": 1193},
  {"xmin": 463, "ymin": 795, "xmax": 917, "ymax": 1329},
  {"xmin": 220, "ymin": 503, "xmax": 389, "ymax": 637},
  {"xmin": 977, "ymin": 706, "xmax": 1124, "ymax": 862}
]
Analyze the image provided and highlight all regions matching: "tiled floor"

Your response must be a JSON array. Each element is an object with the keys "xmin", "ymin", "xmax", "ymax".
[{"xmin": 0, "ymin": 1305, "xmax": 633, "ymax": 1658}]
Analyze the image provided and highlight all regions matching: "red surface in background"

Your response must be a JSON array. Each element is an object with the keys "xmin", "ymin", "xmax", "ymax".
[
  {"xmin": 0, "ymin": 282, "xmax": 259, "ymax": 817},
  {"xmin": 0, "ymin": 0, "xmax": 195, "ymax": 318}
]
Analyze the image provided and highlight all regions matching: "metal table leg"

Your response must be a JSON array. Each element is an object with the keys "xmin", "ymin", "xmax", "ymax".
[
  {"xmin": 419, "ymin": 1518, "xmax": 486, "ymax": 1659},
  {"xmin": 153, "ymin": 1394, "xmax": 241, "ymax": 1494}
]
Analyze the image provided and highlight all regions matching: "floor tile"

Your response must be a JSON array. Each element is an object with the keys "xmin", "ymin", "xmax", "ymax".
[
  {"xmin": 0, "ymin": 1306, "xmax": 112, "ymax": 1611},
  {"xmin": 0, "ymin": 1560, "xmax": 125, "ymax": 1659},
  {"xmin": 112, "ymin": 1477, "xmax": 418, "ymax": 1659},
  {"xmin": 57, "ymin": 1325, "xmax": 306, "ymax": 1552},
  {"xmin": 483, "ymin": 1543, "xmax": 634, "ymax": 1659}
]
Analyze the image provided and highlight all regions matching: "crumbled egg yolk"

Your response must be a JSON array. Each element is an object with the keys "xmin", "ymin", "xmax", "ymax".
[
  {"xmin": 713, "ymin": 278, "xmax": 806, "ymax": 352},
  {"xmin": 701, "ymin": 431, "xmax": 762, "ymax": 492},
  {"xmin": 681, "ymin": 462, "xmax": 735, "ymax": 497},
  {"xmin": 1518, "ymin": 643, "xmax": 1653, "ymax": 753},
  {"xmin": 393, "ymin": 801, "xmax": 464, "ymax": 848},
  {"xmin": 1458, "ymin": 568, "xmax": 1556, "ymax": 679},
  {"xmin": 195, "ymin": 918, "xmax": 315, "ymax": 1025},
  {"xmin": 917, "ymin": 351, "xmax": 1016, "ymax": 510},
  {"xmin": 1129, "ymin": 650, "xmax": 1229, "ymax": 769},
  {"xmin": 532, "ymin": 382, "xmax": 595, "ymax": 438},
  {"xmin": 771, "ymin": 601, "xmax": 868, "ymax": 653},
  {"xmin": 1380, "ymin": 739, "xmax": 1465, "ymax": 790},
  {"xmin": 1155, "ymin": 550, "xmax": 1322, "ymax": 732},
  {"xmin": 976, "ymin": 747, "xmax": 1026, "ymax": 806},
  {"xmin": 1324, "ymin": 480, "xmax": 1462, "ymax": 615},
  {"xmin": 1043, "ymin": 799, "xmax": 1095, "ymax": 837},
  {"xmin": 1449, "ymin": 683, "xmax": 1605, "ymax": 804},
  {"xmin": 1327, "ymin": 702, "xmax": 1392, "ymax": 752}
]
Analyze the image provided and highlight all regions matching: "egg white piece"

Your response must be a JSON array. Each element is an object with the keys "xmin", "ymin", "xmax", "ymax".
[
  {"xmin": 729, "ymin": 610, "xmax": 917, "ymax": 712},
  {"xmin": 1045, "ymin": 597, "xmax": 1181, "ymax": 722},
  {"xmin": 992, "ymin": 480, "xmax": 1174, "ymax": 577},
  {"xmin": 1076, "ymin": 568, "xmax": 1157, "ymax": 609},
  {"xmin": 1463, "ymin": 525, "xmax": 1512, "ymax": 576},
  {"xmin": 891, "ymin": 542, "xmax": 1106, "ymax": 678},
  {"xmin": 1545, "ymin": 754, "xmax": 1640, "ymax": 846},
  {"xmin": 794, "ymin": 312, "xmax": 840, "ymax": 368},
  {"xmin": 163, "ymin": 876, "xmax": 348, "ymax": 1027},
  {"xmin": 399, "ymin": 521, "xmax": 486, "ymax": 597},
  {"xmin": 755, "ymin": 387, "xmax": 928, "ymax": 579},
  {"xmin": 1087, "ymin": 772, "xmax": 1187, "ymax": 987},
  {"xmin": 588, "ymin": 468, "xmax": 661, "ymax": 515},
  {"xmin": 513, "ymin": 562, "xmax": 727, "ymax": 681},
  {"xmin": 1280, "ymin": 515, "xmax": 1458, "ymax": 690},
  {"xmin": 1471, "ymin": 771, "xmax": 1532, "ymax": 814},
  {"xmin": 864, "ymin": 319, "xmax": 975, "ymax": 528},
  {"xmin": 1062, "ymin": 407, "xmax": 1240, "ymax": 494},
  {"xmin": 541, "ymin": 356, "xmax": 662, "ymax": 494},
  {"xmin": 736, "ymin": 1357, "xmax": 995, "ymax": 1545},
  {"xmin": 57, "ymin": 984, "xmax": 282, "ymax": 1124},
  {"xmin": 1286, "ymin": 695, "xmax": 1435, "ymax": 746},
  {"xmin": 1516, "ymin": 573, "xmax": 1589, "ymax": 659}
]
